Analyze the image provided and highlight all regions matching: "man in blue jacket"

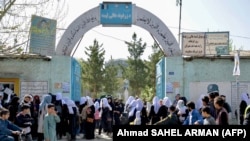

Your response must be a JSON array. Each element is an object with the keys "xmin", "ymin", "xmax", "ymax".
[
  {"xmin": 183, "ymin": 101, "xmax": 203, "ymax": 125},
  {"xmin": 0, "ymin": 108, "xmax": 23, "ymax": 141}
]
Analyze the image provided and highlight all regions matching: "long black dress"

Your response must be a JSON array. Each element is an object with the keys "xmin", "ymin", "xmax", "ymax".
[{"xmin": 85, "ymin": 105, "xmax": 95, "ymax": 139}]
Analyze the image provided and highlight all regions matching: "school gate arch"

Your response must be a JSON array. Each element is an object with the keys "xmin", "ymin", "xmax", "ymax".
[{"xmin": 56, "ymin": 2, "xmax": 181, "ymax": 56}]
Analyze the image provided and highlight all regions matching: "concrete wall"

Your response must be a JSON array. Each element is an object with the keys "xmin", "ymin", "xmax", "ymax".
[
  {"xmin": 164, "ymin": 56, "xmax": 250, "ymax": 117},
  {"xmin": 0, "ymin": 55, "xmax": 71, "ymax": 98}
]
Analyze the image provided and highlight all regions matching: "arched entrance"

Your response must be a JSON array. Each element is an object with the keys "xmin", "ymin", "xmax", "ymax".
[{"xmin": 56, "ymin": 2, "xmax": 181, "ymax": 57}]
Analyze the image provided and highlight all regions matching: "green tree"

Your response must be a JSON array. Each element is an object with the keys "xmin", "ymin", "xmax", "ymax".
[
  {"xmin": 82, "ymin": 39, "xmax": 105, "ymax": 98},
  {"xmin": 141, "ymin": 42, "xmax": 164, "ymax": 102},
  {"xmin": 124, "ymin": 32, "xmax": 148, "ymax": 96},
  {"xmin": 145, "ymin": 42, "xmax": 164, "ymax": 92},
  {"xmin": 103, "ymin": 58, "xmax": 119, "ymax": 95}
]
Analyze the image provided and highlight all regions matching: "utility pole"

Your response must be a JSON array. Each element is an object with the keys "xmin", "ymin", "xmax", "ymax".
[{"xmin": 176, "ymin": 0, "xmax": 182, "ymax": 45}]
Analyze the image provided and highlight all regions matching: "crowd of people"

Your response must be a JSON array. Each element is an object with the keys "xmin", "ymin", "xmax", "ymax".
[{"xmin": 0, "ymin": 83, "xmax": 250, "ymax": 141}]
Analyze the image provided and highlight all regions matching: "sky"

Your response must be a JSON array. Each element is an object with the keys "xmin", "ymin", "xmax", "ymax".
[{"xmin": 59, "ymin": 0, "xmax": 250, "ymax": 61}]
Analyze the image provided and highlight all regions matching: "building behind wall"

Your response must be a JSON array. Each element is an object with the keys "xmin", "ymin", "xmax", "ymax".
[
  {"xmin": 157, "ymin": 51, "xmax": 250, "ymax": 120},
  {"xmin": 0, "ymin": 54, "xmax": 81, "ymax": 102}
]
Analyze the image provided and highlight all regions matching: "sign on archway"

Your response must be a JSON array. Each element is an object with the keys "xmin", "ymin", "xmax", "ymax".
[{"xmin": 56, "ymin": 2, "xmax": 181, "ymax": 57}]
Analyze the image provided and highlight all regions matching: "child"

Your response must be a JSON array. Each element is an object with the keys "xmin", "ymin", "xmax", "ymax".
[
  {"xmin": 94, "ymin": 101, "xmax": 101, "ymax": 129},
  {"xmin": 43, "ymin": 103, "xmax": 60, "ymax": 141},
  {"xmin": 16, "ymin": 104, "xmax": 34, "ymax": 141},
  {"xmin": 0, "ymin": 108, "xmax": 23, "ymax": 141},
  {"xmin": 201, "ymin": 106, "xmax": 216, "ymax": 125}
]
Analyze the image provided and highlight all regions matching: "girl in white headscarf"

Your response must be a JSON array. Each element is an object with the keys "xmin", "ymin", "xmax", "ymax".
[
  {"xmin": 176, "ymin": 99, "xmax": 188, "ymax": 123},
  {"xmin": 55, "ymin": 93, "xmax": 63, "ymax": 114},
  {"xmin": 99, "ymin": 97, "xmax": 112, "ymax": 136},
  {"xmin": 133, "ymin": 111, "xmax": 141, "ymax": 125},
  {"xmin": 66, "ymin": 99, "xmax": 78, "ymax": 140},
  {"xmin": 66, "ymin": 100, "xmax": 78, "ymax": 114},
  {"xmin": 136, "ymin": 98, "xmax": 149, "ymax": 125},
  {"xmin": 128, "ymin": 99, "xmax": 137, "ymax": 121},
  {"xmin": 80, "ymin": 97, "xmax": 87, "ymax": 105},
  {"xmin": 148, "ymin": 96, "xmax": 160, "ymax": 124},
  {"xmin": 18, "ymin": 94, "xmax": 33, "ymax": 113},
  {"xmin": 85, "ymin": 97, "xmax": 96, "ymax": 139},
  {"xmin": 136, "ymin": 98, "xmax": 144, "ymax": 112},
  {"xmin": 79, "ymin": 96, "xmax": 87, "ymax": 136},
  {"xmin": 125, "ymin": 96, "xmax": 135, "ymax": 113},
  {"xmin": 163, "ymin": 96, "xmax": 172, "ymax": 108},
  {"xmin": 94, "ymin": 101, "xmax": 100, "ymax": 129}
]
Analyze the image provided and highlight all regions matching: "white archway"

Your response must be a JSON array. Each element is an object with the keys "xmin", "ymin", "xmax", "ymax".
[{"xmin": 56, "ymin": 3, "xmax": 181, "ymax": 56}]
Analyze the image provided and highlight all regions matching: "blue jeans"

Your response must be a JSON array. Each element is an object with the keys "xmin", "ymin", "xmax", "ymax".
[{"xmin": 1, "ymin": 136, "xmax": 14, "ymax": 141}]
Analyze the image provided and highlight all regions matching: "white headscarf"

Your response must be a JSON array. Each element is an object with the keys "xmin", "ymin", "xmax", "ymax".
[
  {"xmin": 39, "ymin": 94, "xmax": 52, "ymax": 110},
  {"xmin": 87, "ymin": 97, "xmax": 94, "ymax": 107},
  {"xmin": 128, "ymin": 99, "xmax": 137, "ymax": 117},
  {"xmin": 63, "ymin": 97, "xmax": 70, "ymax": 105},
  {"xmin": 80, "ymin": 97, "xmax": 87, "ymax": 105},
  {"xmin": 56, "ymin": 92, "xmax": 62, "ymax": 101},
  {"xmin": 125, "ymin": 96, "xmax": 135, "ymax": 112},
  {"xmin": 136, "ymin": 98, "xmax": 143, "ymax": 112},
  {"xmin": 241, "ymin": 93, "xmax": 250, "ymax": 105},
  {"xmin": 163, "ymin": 97, "xmax": 172, "ymax": 108},
  {"xmin": 134, "ymin": 111, "xmax": 141, "ymax": 125},
  {"xmin": 66, "ymin": 99, "xmax": 77, "ymax": 114},
  {"xmin": 135, "ymin": 111, "xmax": 141, "ymax": 119},
  {"xmin": 152, "ymin": 96, "xmax": 160, "ymax": 113},
  {"xmin": 21, "ymin": 94, "xmax": 33, "ymax": 104},
  {"xmin": 176, "ymin": 99, "xmax": 187, "ymax": 114},
  {"xmin": 100, "ymin": 98, "xmax": 112, "ymax": 110},
  {"xmin": 99, "ymin": 98, "xmax": 112, "ymax": 118},
  {"xmin": 146, "ymin": 102, "xmax": 151, "ymax": 113},
  {"xmin": 126, "ymin": 96, "xmax": 135, "ymax": 106},
  {"xmin": 61, "ymin": 99, "xmax": 66, "ymax": 105},
  {"xmin": 94, "ymin": 101, "xmax": 100, "ymax": 112}
]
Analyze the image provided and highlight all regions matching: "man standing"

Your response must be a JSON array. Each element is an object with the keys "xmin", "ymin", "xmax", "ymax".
[
  {"xmin": 207, "ymin": 84, "xmax": 219, "ymax": 119},
  {"xmin": 214, "ymin": 96, "xmax": 229, "ymax": 125}
]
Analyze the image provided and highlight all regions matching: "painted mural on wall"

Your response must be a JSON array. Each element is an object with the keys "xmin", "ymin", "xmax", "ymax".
[{"xmin": 29, "ymin": 15, "xmax": 57, "ymax": 56}]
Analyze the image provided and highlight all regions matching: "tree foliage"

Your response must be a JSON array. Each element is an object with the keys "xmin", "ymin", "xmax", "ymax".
[
  {"xmin": 0, "ymin": 0, "xmax": 68, "ymax": 54},
  {"xmin": 141, "ymin": 42, "xmax": 164, "ymax": 101},
  {"xmin": 103, "ymin": 58, "xmax": 119, "ymax": 95},
  {"xmin": 124, "ymin": 32, "xmax": 148, "ymax": 96},
  {"xmin": 82, "ymin": 39, "xmax": 105, "ymax": 98}
]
